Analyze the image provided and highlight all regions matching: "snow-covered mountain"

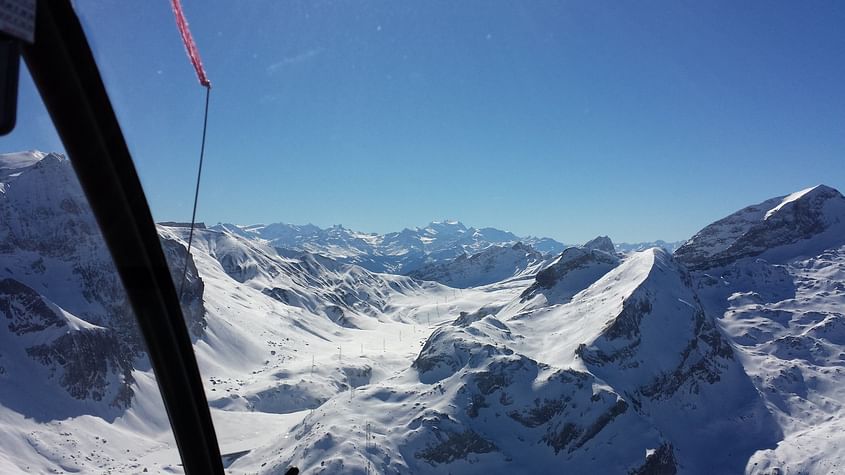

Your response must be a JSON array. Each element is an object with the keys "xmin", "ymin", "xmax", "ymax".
[
  {"xmin": 0, "ymin": 151, "xmax": 461, "ymax": 472},
  {"xmin": 210, "ymin": 221, "xmax": 568, "ymax": 274},
  {"xmin": 0, "ymin": 152, "xmax": 207, "ymax": 413},
  {"xmin": 616, "ymin": 239, "xmax": 684, "ymax": 254},
  {"xmin": 674, "ymin": 185, "xmax": 845, "ymax": 270},
  {"xmin": 247, "ymin": 186, "xmax": 845, "ymax": 474},
  {"xmin": 408, "ymin": 242, "xmax": 547, "ymax": 288},
  {"xmin": 406, "ymin": 235, "xmax": 624, "ymax": 290},
  {"xmin": 3, "ymin": 150, "xmax": 845, "ymax": 474},
  {"xmin": 254, "ymin": 247, "xmax": 779, "ymax": 474},
  {"xmin": 674, "ymin": 184, "xmax": 845, "ymax": 474},
  {"xmin": 213, "ymin": 220, "xmax": 681, "ymax": 276},
  {"xmin": 518, "ymin": 242, "xmax": 620, "ymax": 307}
]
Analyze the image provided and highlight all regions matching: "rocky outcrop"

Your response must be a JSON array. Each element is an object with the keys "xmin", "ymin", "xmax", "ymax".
[
  {"xmin": 0, "ymin": 279, "xmax": 135, "ymax": 408},
  {"xmin": 583, "ymin": 235, "xmax": 616, "ymax": 254},
  {"xmin": 630, "ymin": 444, "xmax": 678, "ymax": 475},
  {"xmin": 0, "ymin": 152, "xmax": 207, "ymax": 410},
  {"xmin": 520, "ymin": 246, "xmax": 619, "ymax": 304},
  {"xmin": 675, "ymin": 185, "xmax": 845, "ymax": 270},
  {"xmin": 415, "ymin": 430, "xmax": 498, "ymax": 465},
  {"xmin": 0, "ymin": 278, "xmax": 65, "ymax": 335},
  {"xmin": 159, "ymin": 237, "xmax": 207, "ymax": 337},
  {"xmin": 413, "ymin": 315, "xmax": 514, "ymax": 383}
]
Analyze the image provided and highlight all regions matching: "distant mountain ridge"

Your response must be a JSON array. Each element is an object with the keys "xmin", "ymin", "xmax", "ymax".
[
  {"xmin": 210, "ymin": 222, "xmax": 681, "ymax": 275},
  {"xmin": 211, "ymin": 220, "xmax": 566, "ymax": 274}
]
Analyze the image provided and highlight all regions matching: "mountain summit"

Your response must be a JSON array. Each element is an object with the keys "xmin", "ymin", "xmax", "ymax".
[{"xmin": 675, "ymin": 185, "xmax": 845, "ymax": 270}]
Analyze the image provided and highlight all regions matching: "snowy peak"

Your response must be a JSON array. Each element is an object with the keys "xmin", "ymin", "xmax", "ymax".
[
  {"xmin": 573, "ymin": 248, "xmax": 776, "ymax": 470},
  {"xmin": 763, "ymin": 184, "xmax": 841, "ymax": 221},
  {"xmin": 577, "ymin": 248, "xmax": 729, "ymax": 388},
  {"xmin": 211, "ymin": 222, "xmax": 261, "ymax": 239},
  {"xmin": 519, "ymin": 244, "xmax": 619, "ymax": 306},
  {"xmin": 675, "ymin": 184, "xmax": 845, "ymax": 270},
  {"xmin": 513, "ymin": 248, "xmax": 778, "ymax": 471},
  {"xmin": 422, "ymin": 220, "xmax": 467, "ymax": 235},
  {"xmin": 0, "ymin": 150, "xmax": 47, "ymax": 168},
  {"xmin": 583, "ymin": 235, "xmax": 615, "ymax": 254},
  {"xmin": 615, "ymin": 240, "xmax": 683, "ymax": 254},
  {"xmin": 0, "ymin": 150, "xmax": 49, "ymax": 184}
]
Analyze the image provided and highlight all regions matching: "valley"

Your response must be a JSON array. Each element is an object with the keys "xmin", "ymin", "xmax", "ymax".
[{"xmin": 1, "ymin": 151, "xmax": 844, "ymax": 474}]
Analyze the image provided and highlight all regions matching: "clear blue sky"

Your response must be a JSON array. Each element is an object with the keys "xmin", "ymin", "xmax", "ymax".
[{"xmin": 4, "ymin": 1, "xmax": 845, "ymax": 243}]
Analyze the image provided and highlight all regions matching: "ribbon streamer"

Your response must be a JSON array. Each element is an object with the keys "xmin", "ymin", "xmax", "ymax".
[{"xmin": 170, "ymin": 0, "xmax": 211, "ymax": 88}]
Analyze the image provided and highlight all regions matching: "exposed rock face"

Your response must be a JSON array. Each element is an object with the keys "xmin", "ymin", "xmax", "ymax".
[
  {"xmin": 630, "ymin": 444, "xmax": 678, "ymax": 475},
  {"xmin": 675, "ymin": 185, "xmax": 845, "ymax": 270},
  {"xmin": 0, "ymin": 154, "xmax": 97, "ymax": 257},
  {"xmin": 159, "ymin": 237, "xmax": 207, "ymax": 337},
  {"xmin": 0, "ymin": 279, "xmax": 135, "ymax": 408},
  {"xmin": 573, "ymin": 249, "xmax": 778, "ymax": 472},
  {"xmin": 0, "ymin": 152, "xmax": 207, "ymax": 409},
  {"xmin": 26, "ymin": 327, "xmax": 135, "ymax": 408},
  {"xmin": 577, "ymin": 272, "xmax": 735, "ymax": 406},
  {"xmin": 0, "ymin": 278, "xmax": 65, "ymax": 335},
  {"xmin": 415, "ymin": 430, "xmax": 498, "ymax": 465}
]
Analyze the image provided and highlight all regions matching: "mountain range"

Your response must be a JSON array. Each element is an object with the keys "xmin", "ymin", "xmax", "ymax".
[
  {"xmin": 209, "ymin": 221, "xmax": 681, "ymax": 275},
  {"xmin": 1, "ymin": 150, "xmax": 844, "ymax": 474}
]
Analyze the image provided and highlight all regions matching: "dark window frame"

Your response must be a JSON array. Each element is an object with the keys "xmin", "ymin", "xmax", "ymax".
[{"xmin": 21, "ymin": 2, "xmax": 224, "ymax": 473}]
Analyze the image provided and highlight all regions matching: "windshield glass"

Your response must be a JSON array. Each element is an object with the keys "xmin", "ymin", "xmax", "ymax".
[
  {"xmin": 3, "ymin": 1, "xmax": 845, "ymax": 473},
  {"xmin": 0, "ymin": 66, "xmax": 182, "ymax": 472}
]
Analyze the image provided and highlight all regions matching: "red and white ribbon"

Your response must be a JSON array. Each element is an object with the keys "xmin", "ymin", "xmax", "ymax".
[{"xmin": 170, "ymin": 0, "xmax": 211, "ymax": 88}]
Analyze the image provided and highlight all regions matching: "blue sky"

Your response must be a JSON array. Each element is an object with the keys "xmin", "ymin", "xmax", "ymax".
[{"xmin": 5, "ymin": 1, "xmax": 845, "ymax": 243}]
